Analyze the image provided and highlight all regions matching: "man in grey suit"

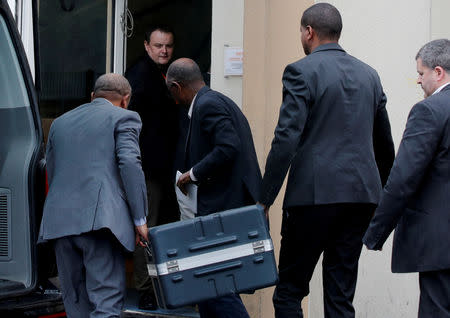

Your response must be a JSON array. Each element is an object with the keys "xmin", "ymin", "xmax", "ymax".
[
  {"xmin": 363, "ymin": 39, "xmax": 450, "ymax": 318},
  {"xmin": 258, "ymin": 3, "xmax": 394, "ymax": 317},
  {"xmin": 39, "ymin": 73, "xmax": 149, "ymax": 317}
]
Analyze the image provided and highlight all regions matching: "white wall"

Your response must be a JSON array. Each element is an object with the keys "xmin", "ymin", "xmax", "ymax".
[
  {"xmin": 431, "ymin": 0, "xmax": 450, "ymax": 39},
  {"xmin": 6, "ymin": 0, "xmax": 35, "ymax": 79},
  {"xmin": 308, "ymin": 0, "xmax": 450, "ymax": 317},
  {"xmin": 211, "ymin": 0, "xmax": 244, "ymax": 107},
  {"xmin": 7, "ymin": 0, "xmax": 15, "ymax": 17},
  {"xmin": 18, "ymin": 0, "xmax": 34, "ymax": 79}
]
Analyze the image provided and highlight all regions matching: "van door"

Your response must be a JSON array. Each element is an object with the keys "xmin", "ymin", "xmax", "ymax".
[{"xmin": 0, "ymin": 0, "xmax": 44, "ymax": 298}]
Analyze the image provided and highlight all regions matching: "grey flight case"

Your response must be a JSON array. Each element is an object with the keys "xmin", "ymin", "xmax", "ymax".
[{"xmin": 146, "ymin": 205, "xmax": 278, "ymax": 309}]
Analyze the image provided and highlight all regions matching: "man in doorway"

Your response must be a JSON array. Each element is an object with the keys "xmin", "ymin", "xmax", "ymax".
[
  {"xmin": 167, "ymin": 58, "xmax": 262, "ymax": 318},
  {"xmin": 258, "ymin": 3, "xmax": 395, "ymax": 317},
  {"xmin": 363, "ymin": 39, "xmax": 450, "ymax": 318},
  {"xmin": 39, "ymin": 73, "xmax": 149, "ymax": 317},
  {"xmin": 125, "ymin": 25, "xmax": 181, "ymax": 310}
]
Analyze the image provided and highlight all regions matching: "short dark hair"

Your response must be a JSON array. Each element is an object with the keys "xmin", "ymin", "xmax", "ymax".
[
  {"xmin": 301, "ymin": 3, "xmax": 342, "ymax": 41},
  {"xmin": 144, "ymin": 25, "xmax": 175, "ymax": 43},
  {"xmin": 416, "ymin": 39, "xmax": 450, "ymax": 73},
  {"xmin": 166, "ymin": 59, "xmax": 203, "ymax": 87}
]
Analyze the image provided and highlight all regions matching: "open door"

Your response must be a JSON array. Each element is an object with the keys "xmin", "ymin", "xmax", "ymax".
[
  {"xmin": 0, "ymin": 0, "xmax": 44, "ymax": 298},
  {"xmin": 36, "ymin": 0, "xmax": 127, "ymax": 142}
]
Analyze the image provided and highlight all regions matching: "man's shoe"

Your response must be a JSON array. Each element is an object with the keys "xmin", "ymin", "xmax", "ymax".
[{"xmin": 138, "ymin": 290, "xmax": 158, "ymax": 311}]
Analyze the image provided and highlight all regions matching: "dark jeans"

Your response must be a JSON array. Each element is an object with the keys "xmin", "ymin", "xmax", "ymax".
[
  {"xmin": 273, "ymin": 203, "xmax": 375, "ymax": 318},
  {"xmin": 198, "ymin": 294, "xmax": 250, "ymax": 318},
  {"xmin": 419, "ymin": 269, "xmax": 450, "ymax": 318}
]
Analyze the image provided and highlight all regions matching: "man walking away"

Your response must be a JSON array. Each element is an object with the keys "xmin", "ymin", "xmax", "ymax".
[
  {"xmin": 258, "ymin": 3, "xmax": 395, "ymax": 318},
  {"xmin": 364, "ymin": 38, "xmax": 450, "ymax": 318},
  {"xmin": 167, "ymin": 58, "xmax": 262, "ymax": 318}
]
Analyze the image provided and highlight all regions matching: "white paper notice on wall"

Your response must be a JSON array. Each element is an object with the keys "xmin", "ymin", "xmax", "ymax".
[{"xmin": 224, "ymin": 46, "xmax": 243, "ymax": 76}]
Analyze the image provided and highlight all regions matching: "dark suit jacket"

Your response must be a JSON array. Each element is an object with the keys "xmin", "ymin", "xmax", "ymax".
[
  {"xmin": 260, "ymin": 43, "xmax": 394, "ymax": 208},
  {"xmin": 186, "ymin": 86, "xmax": 262, "ymax": 216},
  {"xmin": 125, "ymin": 55, "xmax": 179, "ymax": 179},
  {"xmin": 363, "ymin": 84, "xmax": 450, "ymax": 273},
  {"xmin": 39, "ymin": 98, "xmax": 148, "ymax": 252}
]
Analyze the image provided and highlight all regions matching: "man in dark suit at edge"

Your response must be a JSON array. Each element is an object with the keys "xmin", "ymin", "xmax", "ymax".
[
  {"xmin": 125, "ymin": 25, "xmax": 181, "ymax": 310},
  {"xmin": 363, "ymin": 39, "xmax": 450, "ymax": 318},
  {"xmin": 258, "ymin": 3, "xmax": 395, "ymax": 318},
  {"xmin": 166, "ymin": 58, "xmax": 262, "ymax": 318}
]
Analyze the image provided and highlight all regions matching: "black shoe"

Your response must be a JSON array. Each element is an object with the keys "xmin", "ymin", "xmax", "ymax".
[{"xmin": 138, "ymin": 290, "xmax": 157, "ymax": 311}]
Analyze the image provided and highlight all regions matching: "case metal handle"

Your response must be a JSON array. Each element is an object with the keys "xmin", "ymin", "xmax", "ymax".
[
  {"xmin": 189, "ymin": 235, "xmax": 237, "ymax": 252},
  {"xmin": 193, "ymin": 260, "xmax": 243, "ymax": 277}
]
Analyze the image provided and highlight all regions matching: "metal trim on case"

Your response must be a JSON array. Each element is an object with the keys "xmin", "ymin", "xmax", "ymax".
[
  {"xmin": 149, "ymin": 239, "xmax": 274, "ymax": 276},
  {"xmin": 147, "ymin": 263, "xmax": 157, "ymax": 276}
]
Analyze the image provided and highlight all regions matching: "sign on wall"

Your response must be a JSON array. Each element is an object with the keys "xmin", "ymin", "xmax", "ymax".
[{"xmin": 224, "ymin": 46, "xmax": 243, "ymax": 76}]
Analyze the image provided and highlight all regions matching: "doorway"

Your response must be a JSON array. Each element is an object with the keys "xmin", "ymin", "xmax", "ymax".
[{"xmin": 125, "ymin": 0, "xmax": 212, "ymax": 76}]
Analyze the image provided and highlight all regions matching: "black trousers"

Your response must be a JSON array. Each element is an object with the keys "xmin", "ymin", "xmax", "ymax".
[
  {"xmin": 273, "ymin": 203, "xmax": 374, "ymax": 318},
  {"xmin": 198, "ymin": 294, "xmax": 250, "ymax": 318},
  {"xmin": 419, "ymin": 269, "xmax": 450, "ymax": 318}
]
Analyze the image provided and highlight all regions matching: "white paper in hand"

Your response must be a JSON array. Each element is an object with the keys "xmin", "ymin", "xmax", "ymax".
[{"xmin": 175, "ymin": 170, "xmax": 197, "ymax": 220}]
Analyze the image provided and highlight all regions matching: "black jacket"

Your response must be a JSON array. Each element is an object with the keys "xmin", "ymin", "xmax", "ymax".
[
  {"xmin": 125, "ymin": 55, "xmax": 179, "ymax": 179},
  {"xmin": 364, "ymin": 84, "xmax": 450, "ymax": 273},
  {"xmin": 186, "ymin": 86, "xmax": 262, "ymax": 216},
  {"xmin": 260, "ymin": 43, "xmax": 394, "ymax": 208}
]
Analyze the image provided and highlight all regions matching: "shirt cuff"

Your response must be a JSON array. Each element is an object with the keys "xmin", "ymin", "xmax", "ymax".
[
  {"xmin": 190, "ymin": 168, "xmax": 197, "ymax": 182},
  {"xmin": 134, "ymin": 217, "xmax": 147, "ymax": 226}
]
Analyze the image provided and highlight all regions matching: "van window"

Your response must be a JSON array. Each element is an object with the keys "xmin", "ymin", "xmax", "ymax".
[{"xmin": 0, "ymin": 16, "xmax": 30, "ymax": 109}]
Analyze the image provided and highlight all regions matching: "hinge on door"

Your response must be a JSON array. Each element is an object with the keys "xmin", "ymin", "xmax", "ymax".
[{"xmin": 120, "ymin": 8, "xmax": 133, "ymax": 38}]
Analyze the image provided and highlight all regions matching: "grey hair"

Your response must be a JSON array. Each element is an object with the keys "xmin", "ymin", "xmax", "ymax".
[
  {"xmin": 416, "ymin": 39, "xmax": 450, "ymax": 73},
  {"xmin": 166, "ymin": 59, "xmax": 203, "ymax": 86},
  {"xmin": 93, "ymin": 73, "xmax": 131, "ymax": 97}
]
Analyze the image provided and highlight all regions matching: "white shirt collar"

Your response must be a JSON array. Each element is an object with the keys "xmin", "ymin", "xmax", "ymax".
[
  {"xmin": 433, "ymin": 82, "xmax": 450, "ymax": 95},
  {"xmin": 188, "ymin": 94, "xmax": 198, "ymax": 119}
]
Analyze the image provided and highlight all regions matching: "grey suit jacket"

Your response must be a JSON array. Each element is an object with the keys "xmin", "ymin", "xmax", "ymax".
[
  {"xmin": 260, "ymin": 43, "xmax": 394, "ymax": 208},
  {"xmin": 39, "ymin": 98, "xmax": 148, "ymax": 252},
  {"xmin": 363, "ymin": 84, "xmax": 450, "ymax": 273}
]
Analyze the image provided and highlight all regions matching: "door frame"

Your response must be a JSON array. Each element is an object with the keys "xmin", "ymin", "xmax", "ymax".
[{"xmin": 113, "ymin": 0, "xmax": 127, "ymax": 74}]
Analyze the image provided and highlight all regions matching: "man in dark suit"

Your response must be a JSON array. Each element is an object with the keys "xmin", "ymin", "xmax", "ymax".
[
  {"xmin": 166, "ymin": 58, "xmax": 262, "ymax": 318},
  {"xmin": 363, "ymin": 39, "xmax": 450, "ymax": 318},
  {"xmin": 258, "ymin": 3, "xmax": 395, "ymax": 318},
  {"xmin": 39, "ymin": 73, "xmax": 148, "ymax": 317},
  {"xmin": 125, "ymin": 25, "xmax": 181, "ymax": 309}
]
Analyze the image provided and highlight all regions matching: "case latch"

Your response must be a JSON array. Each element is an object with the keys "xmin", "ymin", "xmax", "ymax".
[
  {"xmin": 252, "ymin": 240, "xmax": 265, "ymax": 254},
  {"xmin": 166, "ymin": 260, "xmax": 180, "ymax": 273}
]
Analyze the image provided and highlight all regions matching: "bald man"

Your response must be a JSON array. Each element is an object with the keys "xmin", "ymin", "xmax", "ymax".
[
  {"xmin": 167, "ymin": 58, "xmax": 262, "ymax": 318},
  {"xmin": 39, "ymin": 73, "xmax": 149, "ymax": 317}
]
